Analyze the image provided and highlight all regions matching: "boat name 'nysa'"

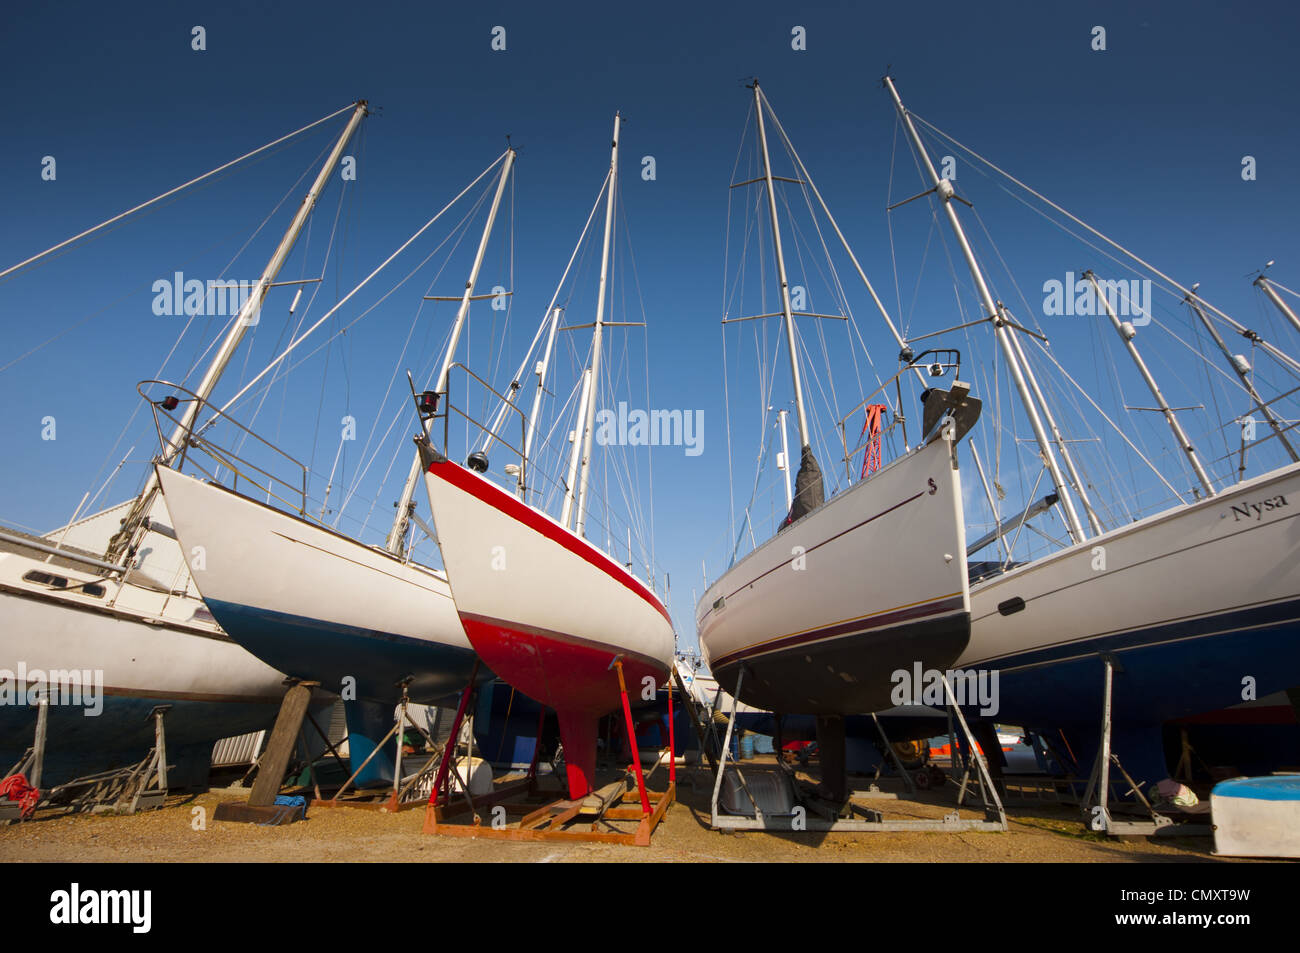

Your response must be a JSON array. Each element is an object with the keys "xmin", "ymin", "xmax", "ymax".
[{"xmin": 1228, "ymin": 494, "xmax": 1288, "ymax": 522}]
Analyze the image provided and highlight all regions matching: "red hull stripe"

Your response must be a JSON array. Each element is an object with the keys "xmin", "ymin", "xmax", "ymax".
[
  {"xmin": 461, "ymin": 612, "xmax": 667, "ymax": 716},
  {"xmin": 460, "ymin": 611, "xmax": 668, "ymax": 676},
  {"xmin": 428, "ymin": 460, "xmax": 672, "ymax": 625},
  {"xmin": 709, "ymin": 594, "xmax": 967, "ymax": 670}
]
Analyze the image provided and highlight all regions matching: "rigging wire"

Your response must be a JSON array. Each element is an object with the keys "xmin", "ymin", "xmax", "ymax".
[
  {"xmin": 205, "ymin": 151, "xmax": 511, "ymax": 430},
  {"xmin": 909, "ymin": 112, "xmax": 1300, "ymax": 378},
  {"xmin": 0, "ymin": 101, "xmax": 361, "ymax": 284}
]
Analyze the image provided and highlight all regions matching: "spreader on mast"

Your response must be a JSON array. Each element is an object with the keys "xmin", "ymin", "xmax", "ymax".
[
  {"xmin": 1186, "ymin": 287, "xmax": 1299, "ymax": 463},
  {"xmin": 1254, "ymin": 270, "xmax": 1300, "ymax": 339},
  {"xmin": 750, "ymin": 80, "xmax": 825, "ymax": 522},
  {"xmin": 562, "ymin": 113, "xmax": 621, "ymax": 538},
  {"xmin": 106, "ymin": 100, "xmax": 370, "ymax": 564},
  {"xmin": 1083, "ymin": 270, "xmax": 1217, "ymax": 498},
  {"xmin": 883, "ymin": 75, "xmax": 1088, "ymax": 544},
  {"xmin": 385, "ymin": 148, "xmax": 517, "ymax": 555}
]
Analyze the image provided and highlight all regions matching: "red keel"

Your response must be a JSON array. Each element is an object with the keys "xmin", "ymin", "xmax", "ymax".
[{"xmin": 555, "ymin": 709, "xmax": 599, "ymax": 800}]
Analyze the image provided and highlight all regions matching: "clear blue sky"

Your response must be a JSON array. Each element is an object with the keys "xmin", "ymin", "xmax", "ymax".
[{"xmin": 3, "ymin": 1, "xmax": 1300, "ymax": 648}]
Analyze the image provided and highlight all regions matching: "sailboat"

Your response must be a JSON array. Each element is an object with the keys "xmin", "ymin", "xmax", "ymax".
[
  {"xmin": 419, "ymin": 114, "xmax": 676, "ymax": 801},
  {"xmin": 695, "ymin": 81, "xmax": 981, "ymax": 802},
  {"xmin": 0, "ymin": 101, "xmax": 370, "ymax": 787},
  {"xmin": 154, "ymin": 150, "xmax": 519, "ymax": 721},
  {"xmin": 880, "ymin": 75, "xmax": 1300, "ymax": 785}
]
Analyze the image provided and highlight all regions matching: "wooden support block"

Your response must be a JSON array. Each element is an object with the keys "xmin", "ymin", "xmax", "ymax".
[
  {"xmin": 249, "ymin": 683, "xmax": 315, "ymax": 807},
  {"xmin": 579, "ymin": 780, "xmax": 627, "ymax": 816},
  {"xmin": 421, "ymin": 782, "xmax": 675, "ymax": 846},
  {"xmin": 214, "ymin": 801, "xmax": 305, "ymax": 826},
  {"xmin": 545, "ymin": 805, "xmax": 583, "ymax": 830},
  {"xmin": 518, "ymin": 799, "xmax": 571, "ymax": 830},
  {"xmin": 517, "ymin": 806, "xmax": 553, "ymax": 826}
]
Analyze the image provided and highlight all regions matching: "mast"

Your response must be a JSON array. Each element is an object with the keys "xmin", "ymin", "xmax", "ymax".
[
  {"xmin": 752, "ymin": 81, "xmax": 812, "ymax": 451},
  {"xmin": 561, "ymin": 369, "xmax": 593, "ymax": 528},
  {"xmin": 1003, "ymin": 312, "xmax": 1105, "ymax": 535},
  {"xmin": 883, "ymin": 75, "xmax": 1088, "ymax": 544},
  {"xmin": 106, "ymin": 100, "xmax": 369, "ymax": 562},
  {"xmin": 168, "ymin": 101, "xmax": 369, "ymax": 463},
  {"xmin": 476, "ymin": 174, "xmax": 610, "ymax": 464},
  {"xmin": 1255, "ymin": 272, "xmax": 1300, "ymax": 338},
  {"xmin": 572, "ymin": 114, "xmax": 621, "ymax": 539},
  {"xmin": 1084, "ymin": 270, "xmax": 1216, "ymax": 497},
  {"xmin": 1186, "ymin": 288, "xmax": 1299, "ymax": 463},
  {"xmin": 521, "ymin": 307, "xmax": 562, "ymax": 497},
  {"xmin": 386, "ymin": 148, "xmax": 517, "ymax": 554},
  {"xmin": 754, "ymin": 84, "xmax": 928, "ymax": 392}
]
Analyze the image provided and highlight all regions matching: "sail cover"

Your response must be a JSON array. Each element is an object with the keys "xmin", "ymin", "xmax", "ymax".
[{"xmin": 784, "ymin": 444, "xmax": 825, "ymax": 525}]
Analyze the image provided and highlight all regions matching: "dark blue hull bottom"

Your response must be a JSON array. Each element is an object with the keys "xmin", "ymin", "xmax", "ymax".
[
  {"xmin": 712, "ymin": 611, "xmax": 971, "ymax": 716},
  {"xmin": 970, "ymin": 598, "xmax": 1300, "ymax": 783},
  {"xmin": 0, "ymin": 695, "xmax": 283, "ymax": 789},
  {"xmin": 206, "ymin": 599, "xmax": 487, "ymax": 707}
]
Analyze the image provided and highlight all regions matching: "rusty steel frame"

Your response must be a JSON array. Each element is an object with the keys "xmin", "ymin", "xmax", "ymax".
[
  {"xmin": 422, "ymin": 780, "xmax": 674, "ymax": 846},
  {"xmin": 420, "ymin": 659, "xmax": 676, "ymax": 846}
]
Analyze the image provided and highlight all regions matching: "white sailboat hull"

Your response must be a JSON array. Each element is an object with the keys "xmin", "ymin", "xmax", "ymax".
[
  {"xmin": 961, "ymin": 461, "xmax": 1300, "ymax": 774},
  {"xmin": 0, "ymin": 545, "xmax": 290, "ymax": 785},
  {"xmin": 696, "ymin": 435, "xmax": 971, "ymax": 715},
  {"xmin": 419, "ymin": 443, "xmax": 674, "ymax": 797},
  {"xmin": 420, "ymin": 450, "xmax": 674, "ymax": 710},
  {"xmin": 155, "ymin": 466, "xmax": 478, "ymax": 706}
]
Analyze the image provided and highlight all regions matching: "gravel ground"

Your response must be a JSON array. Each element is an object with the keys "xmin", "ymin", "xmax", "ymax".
[{"xmin": 0, "ymin": 764, "xmax": 1243, "ymax": 863}]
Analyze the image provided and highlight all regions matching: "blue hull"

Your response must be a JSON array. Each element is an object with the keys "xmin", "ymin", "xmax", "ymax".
[
  {"xmin": 972, "ymin": 598, "xmax": 1300, "ymax": 782},
  {"xmin": 0, "ymin": 694, "xmax": 283, "ymax": 789},
  {"xmin": 205, "ymin": 599, "xmax": 486, "ymax": 707}
]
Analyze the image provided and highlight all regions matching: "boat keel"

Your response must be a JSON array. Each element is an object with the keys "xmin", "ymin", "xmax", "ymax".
[{"xmin": 556, "ymin": 709, "xmax": 600, "ymax": 800}]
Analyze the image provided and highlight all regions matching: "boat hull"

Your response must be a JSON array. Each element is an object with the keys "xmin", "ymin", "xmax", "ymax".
[
  {"xmin": 0, "ymin": 552, "xmax": 290, "ymax": 787},
  {"xmin": 155, "ymin": 467, "xmax": 480, "ymax": 706},
  {"xmin": 419, "ymin": 445, "xmax": 675, "ymax": 798},
  {"xmin": 962, "ymin": 461, "xmax": 1300, "ymax": 780},
  {"xmin": 697, "ymin": 435, "xmax": 971, "ymax": 716},
  {"xmin": 459, "ymin": 615, "xmax": 666, "ymax": 717}
]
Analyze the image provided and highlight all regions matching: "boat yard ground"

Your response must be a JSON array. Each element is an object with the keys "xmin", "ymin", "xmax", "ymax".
[{"xmin": 0, "ymin": 764, "xmax": 1263, "ymax": 863}]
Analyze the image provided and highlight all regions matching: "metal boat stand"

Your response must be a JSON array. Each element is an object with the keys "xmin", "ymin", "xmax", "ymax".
[
  {"xmin": 1080, "ymin": 655, "xmax": 1211, "ymax": 837},
  {"xmin": 43, "ymin": 705, "xmax": 172, "ymax": 816},
  {"xmin": 215, "ymin": 680, "xmax": 323, "ymax": 824},
  {"xmin": 422, "ymin": 658, "xmax": 675, "ymax": 846},
  {"xmin": 709, "ymin": 667, "xmax": 1007, "ymax": 833},
  {"xmin": 861, "ymin": 711, "xmax": 918, "ymax": 795},
  {"xmin": 419, "ymin": 663, "xmax": 541, "ymax": 830},
  {"xmin": 670, "ymin": 662, "xmax": 719, "ymax": 774},
  {"xmin": 312, "ymin": 682, "xmax": 446, "ymax": 813}
]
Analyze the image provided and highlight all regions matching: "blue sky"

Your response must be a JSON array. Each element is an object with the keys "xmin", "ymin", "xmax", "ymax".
[{"xmin": 3, "ymin": 1, "xmax": 1300, "ymax": 648}]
